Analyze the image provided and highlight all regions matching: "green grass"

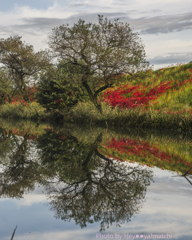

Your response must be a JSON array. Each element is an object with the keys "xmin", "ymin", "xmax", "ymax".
[
  {"xmin": 69, "ymin": 101, "xmax": 192, "ymax": 131},
  {"xmin": 0, "ymin": 102, "xmax": 50, "ymax": 120}
]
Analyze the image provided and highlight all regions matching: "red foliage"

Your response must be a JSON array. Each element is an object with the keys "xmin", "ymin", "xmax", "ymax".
[
  {"xmin": 102, "ymin": 138, "xmax": 192, "ymax": 171},
  {"xmin": 99, "ymin": 78, "xmax": 192, "ymax": 109},
  {"xmin": 105, "ymin": 138, "xmax": 175, "ymax": 162},
  {"xmin": 55, "ymin": 99, "xmax": 62, "ymax": 103},
  {"xmin": 5, "ymin": 86, "xmax": 37, "ymax": 104}
]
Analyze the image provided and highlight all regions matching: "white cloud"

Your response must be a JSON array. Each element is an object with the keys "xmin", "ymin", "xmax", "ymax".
[
  {"xmin": 0, "ymin": 0, "xmax": 191, "ymax": 66},
  {"xmin": 0, "ymin": 186, "xmax": 48, "ymax": 206},
  {"xmin": 16, "ymin": 193, "xmax": 48, "ymax": 207}
]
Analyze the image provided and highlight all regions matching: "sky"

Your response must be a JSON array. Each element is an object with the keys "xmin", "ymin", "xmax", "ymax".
[{"xmin": 0, "ymin": 0, "xmax": 192, "ymax": 69}]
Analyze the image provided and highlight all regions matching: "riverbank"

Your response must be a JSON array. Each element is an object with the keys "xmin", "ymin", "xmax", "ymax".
[
  {"xmin": 1, "ymin": 100, "xmax": 192, "ymax": 131},
  {"xmin": 0, "ymin": 101, "xmax": 61, "ymax": 122},
  {"xmin": 68, "ymin": 101, "xmax": 192, "ymax": 131}
]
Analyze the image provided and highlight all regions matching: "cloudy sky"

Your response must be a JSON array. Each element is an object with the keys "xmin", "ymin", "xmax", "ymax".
[{"xmin": 0, "ymin": 0, "xmax": 192, "ymax": 69}]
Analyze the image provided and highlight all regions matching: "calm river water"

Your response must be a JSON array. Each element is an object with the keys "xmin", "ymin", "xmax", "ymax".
[{"xmin": 0, "ymin": 118, "xmax": 191, "ymax": 240}]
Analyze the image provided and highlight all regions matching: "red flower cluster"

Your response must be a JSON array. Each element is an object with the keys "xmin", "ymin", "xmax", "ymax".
[
  {"xmin": 165, "ymin": 109, "xmax": 192, "ymax": 114},
  {"xmin": 5, "ymin": 87, "xmax": 37, "ymax": 104},
  {"xmin": 99, "ymin": 77, "xmax": 192, "ymax": 109},
  {"xmin": 59, "ymin": 135, "xmax": 65, "ymax": 139},
  {"xmin": 55, "ymin": 99, "xmax": 62, "ymax": 103},
  {"xmin": 11, "ymin": 99, "xmax": 28, "ymax": 106},
  {"xmin": 100, "ymin": 81, "xmax": 174, "ymax": 108}
]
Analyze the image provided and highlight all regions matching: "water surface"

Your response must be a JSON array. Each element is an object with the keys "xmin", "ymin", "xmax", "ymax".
[{"xmin": 0, "ymin": 119, "xmax": 191, "ymax": 240}]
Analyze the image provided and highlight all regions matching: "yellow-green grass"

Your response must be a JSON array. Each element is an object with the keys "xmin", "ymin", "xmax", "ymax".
[
  {"xmin": 125, "ymin": 63, "xmax": 192, "ymax": 86},
  {"xmin": 70, "ymin": 101, "xmax": 192, "ymax": 130},
  {"xmin": 0, "ymin": 117, "xmax": 51, "ymax": 140},
  {"xmin": 0, "ymin": 101, "xmax": 51, "ymax": 120}
]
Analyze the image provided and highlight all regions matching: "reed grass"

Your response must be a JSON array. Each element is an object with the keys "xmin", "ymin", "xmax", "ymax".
[
  {"xmin": 11, "ymin": 226, "xmax": 17, "ymax": 240},
  {"xmin": 69, "ymin": 100, "xmax": 192, "ymax": 131},
  {"xmin": 0, "ymin": 102, "xmax": 50, "ymax": 120}
]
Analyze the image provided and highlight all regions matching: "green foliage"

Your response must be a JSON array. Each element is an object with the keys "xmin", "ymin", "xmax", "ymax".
[
  {"xmin": 36, "ymin": 64, "xmax": 89, "ymax": 112},
  {"xmin": 48, "ymin": 15, "xmax": 150, "ymax": 113},
  {"xmin": 0, "ymin": 35, "xmax": 49, "ymax": 101},
  {"xmin": 0, "ymin": 67, "xmax": 15, "ymax": 104}
]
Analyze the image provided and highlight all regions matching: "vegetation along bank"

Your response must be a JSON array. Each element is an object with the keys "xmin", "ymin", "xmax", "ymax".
[{"xmin": 0, "ymin": 15, "xmax": 192, "ymax": 130}]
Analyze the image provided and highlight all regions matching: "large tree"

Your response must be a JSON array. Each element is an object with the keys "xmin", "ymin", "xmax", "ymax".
[
  {"xmin": 48, "ymin": 15, "xmax": 150, "ymax": 113},
  {"xmin": 0, "ymin": 36, "xmax": 49, "ymax": 101}
]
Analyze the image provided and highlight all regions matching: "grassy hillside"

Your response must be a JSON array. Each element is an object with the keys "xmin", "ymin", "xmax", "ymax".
[
  {"xmin": 71, "ymin": 63, "xmax": 192, "ymax": 130},
  {"xmin": 99, "ymin": 62, "xmax": 192, "ymax": 113}
]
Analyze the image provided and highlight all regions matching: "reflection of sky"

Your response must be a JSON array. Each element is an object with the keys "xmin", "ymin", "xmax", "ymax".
[{"xmin": 1, "ymin": 166, "xmax": 192, "ymax": 240}]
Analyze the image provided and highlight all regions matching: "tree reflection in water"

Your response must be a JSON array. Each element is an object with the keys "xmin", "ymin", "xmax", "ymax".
[
  {"xmin": 0, "ymin": 127, "xmax": 153, "ymax": 231},
  {"xmin": 38, "ymin": 130, "xmax": 153, "ymax": 231},
  {"xmin": 0, "ymin": 128, "xmax": 39, "ymax": 198}
]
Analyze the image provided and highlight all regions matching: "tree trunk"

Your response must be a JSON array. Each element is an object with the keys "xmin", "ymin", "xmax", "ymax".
[
  {"xmin": 82, "ymin": 79, "xmax": 103, "ymax": 114},
  {"xmin": 93, "ymin": 101, "xmax": 102, "ymax": 114},
  {"xmin": 18, "ymin": 76, "xmax": 29, "ymax": 102},
  {"xmin": 22, "ymin": 83, "xmax": 29, "ymax": 102}
]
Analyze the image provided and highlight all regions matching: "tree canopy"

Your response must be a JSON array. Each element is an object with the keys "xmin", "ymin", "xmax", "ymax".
[
  {"xmin": 0, "ymin": 67, "xmax": 15, "ymax": 104},
  {"xmin": 48, "ymin": 15, "xmax": 150, "ymax": 113},
  {"xmin": 0, "ymin": 36, "xmax": 49, "ymax": 101}
]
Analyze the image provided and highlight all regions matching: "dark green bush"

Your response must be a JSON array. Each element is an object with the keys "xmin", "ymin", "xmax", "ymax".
[{"xmin": 36, "ymin": 64, "xmax": 89, "ymax": 113}]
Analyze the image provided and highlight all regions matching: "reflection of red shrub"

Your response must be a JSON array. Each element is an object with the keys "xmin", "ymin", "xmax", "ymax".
[
  {"xmin": 105, "ymin": 138, "xmax": 175, "ymax": 162},
  {"xmin": 10, "ymin": 128, "xmax": 38, "ymax": 140},
  {"xmin": 101, "ymin": 137, "xmax": 192, "ymax": 172}
]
